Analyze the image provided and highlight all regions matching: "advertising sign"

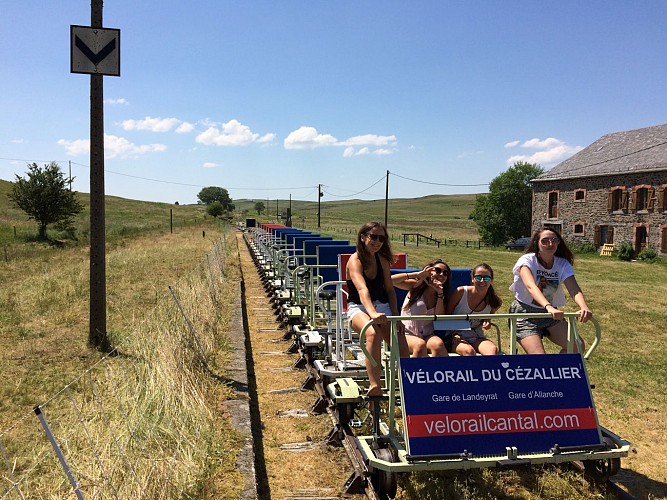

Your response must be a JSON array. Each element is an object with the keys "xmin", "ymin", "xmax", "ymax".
[{"xmin": 400, "ymin": 354, "xmax": 601, "ymax": 457}]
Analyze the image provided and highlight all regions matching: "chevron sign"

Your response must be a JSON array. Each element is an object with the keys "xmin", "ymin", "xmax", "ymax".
[{"xmin": 70, "ymin": 25, "xmax": 120, "ymax": 76}]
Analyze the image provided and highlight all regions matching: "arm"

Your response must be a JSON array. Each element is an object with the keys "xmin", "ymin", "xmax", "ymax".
[
  {"xmin": 563, "ymin": 275, "xmax": 593, "ymax": 323},
  {"xmin": 381, "ymin": 257, "xmax": 400, "ymax": 316},
  {"xmin": 481, "ymin": 306, "xmax": 499, "ymax": 329},
  {"xmin": 445, "ymin": 288, "xmax": 464, "ymax": 314},
  {"xmin": 518, "ymin": 265, "xmax": 563, "ymax": 320},
  {"xmin": 347, "ymin": 255, "xmax": 380, "ymax": 319},
  {"xmin": 391, "ymin": 267, "xmax": 432, "ymax": 291}
]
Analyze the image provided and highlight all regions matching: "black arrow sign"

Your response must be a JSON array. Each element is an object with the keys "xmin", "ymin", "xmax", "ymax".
[{"xmin": 75, "ymin": 35, "xmax": 116, "ymax": 65}]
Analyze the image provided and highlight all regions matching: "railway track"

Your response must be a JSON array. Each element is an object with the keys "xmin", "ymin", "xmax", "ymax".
[
  {"xmin": 236, "ymin": 232, "xmax": 371, "ymax": 499},
  {"xmin": 235, "ymin": 228, "xmax": 634, "ymax": 500}
]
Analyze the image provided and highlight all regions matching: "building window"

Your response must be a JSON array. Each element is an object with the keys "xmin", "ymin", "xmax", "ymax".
[
  {"xmin": 595, "ymin": 225, "xmax": 614, "ymax": 246},
  {"xmin": 632, "ymin": 185, "xmax": 653, "ymax": 212},
  {"xmin": 574, "ymin": 189, "xmax": 586, "ymax": 202},
  {"xmin": 548, "ymin": 191, "xmax": 558, "ymax": 218},
  {"xmin": 658, "ymin": 185, "xmax": 667, "ymax": 212},
  {"xmin": 573, "ymin": 223, "xmax": 585, "ymax": 236},
  {"xmin": 607, "ymin": 187, "xmax": 627, "ymax": 212}
]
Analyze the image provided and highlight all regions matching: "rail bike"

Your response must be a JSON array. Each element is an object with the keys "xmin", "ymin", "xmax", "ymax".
[{"xmin": 241, "ymin": 222, "xmax": 630, "ymax": 499}]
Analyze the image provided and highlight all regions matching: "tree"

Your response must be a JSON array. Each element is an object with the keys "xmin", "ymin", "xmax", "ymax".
[
  {"xmin": 254, "ymin": 201, "xmax": 265, "ymax": 215},
  {"xmin": 470, "ymin": 161, "xmax": 544, "ymax": 246},
  {"xmin": 197, "ymin": 186, "xmax": 235, "ymax": 211},
  {"xmin": 206, "ymin": 200, "xmax": 224, "ymax": 218},
  {"xmin": 9, "ymin": 162, "xmax": 84, "ymax": 240}
]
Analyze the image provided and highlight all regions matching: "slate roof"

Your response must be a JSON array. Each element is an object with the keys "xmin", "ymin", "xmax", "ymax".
[{"xmin": 533, "ymin": 123, "xmax": 667, "ymax": 182}]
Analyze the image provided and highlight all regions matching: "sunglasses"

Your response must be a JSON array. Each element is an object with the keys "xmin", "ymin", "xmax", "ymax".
[
  {"xmin": 433, "ymin": 267, "xmax": 449, "ymax": 276},
  {"xmin": 540, "ymin": 237, "xmax": 560, "ymax": 245},
  {"xmin": 365, "ymin": 233, "xmax": 386, "ymax": 243},
  {"xmin": 473, "ymin": 275, "xmax": 492, "ymax": 283}
]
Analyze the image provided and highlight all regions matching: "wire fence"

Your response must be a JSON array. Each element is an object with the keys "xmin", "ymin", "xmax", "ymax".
[{"xmin": 0, "ymin": 234, "xmax": 233, "ymax": 499}]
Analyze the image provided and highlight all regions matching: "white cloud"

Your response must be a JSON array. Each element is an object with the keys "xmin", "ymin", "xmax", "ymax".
[
  {"xmin": 505, "ymin": 136, "xmax": 582, "ymax": 166},
  {"xmin": 175, "ymin": 122, "xmax": 194, "ymax": 133},
  {"xmin": 58, "ymin": 135, "xmax": 167, "ymax": 159},
  {"xmin": 202, "ymin": 162, "xmax": 219, "ymax": 169},
  {"xmin": 121, "ymin": 116, "xmax": 180, "ymax": 132},
  {"xmin": 257, "ymin": 133, "xmax": 276, "ymax": 143},
  {"xmin": 195, "ymin": 119, "xmax": 261, "ymax": 146},
  {"xmin": 105, "ymin": 98, "xmax": 128, "ymax": 105},
  {"xmin": 285, "ymin": 126, "xmax": 398, "ymax": 157},
  {"xmin": 11, "ymin": 138, "xmax": 27, "ymax": 144},
  {"xmin": 284, "ymin": 126, "xmax": 338, "ymax": 149},
  {"xmin": 340, "ymin": 134, "xmax": 397, "ymax": 147}
]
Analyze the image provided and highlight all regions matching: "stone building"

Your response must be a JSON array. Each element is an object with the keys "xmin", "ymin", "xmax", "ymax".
[{"xmin": 531, "ymin": 124, "xmax": 667, "ymax": 255}]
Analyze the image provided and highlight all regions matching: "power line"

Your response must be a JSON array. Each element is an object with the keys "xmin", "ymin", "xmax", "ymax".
[
  {"xmin": 321, "ymin": 174, "xmax": 387, "ymax": 198},
  {"xmin": 390, "ymin": 171, "xmax": 489, "ymax": 187}
]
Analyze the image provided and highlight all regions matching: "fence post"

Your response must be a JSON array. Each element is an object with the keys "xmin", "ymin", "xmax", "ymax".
[{"xmin": 34, "ymin": 406, "xmax": 84, "ymax": 500}]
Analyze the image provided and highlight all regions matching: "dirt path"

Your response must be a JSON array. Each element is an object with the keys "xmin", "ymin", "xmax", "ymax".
[{"xmin": 237, "ymin": 232, "xmax": 365, "ymax": 500}]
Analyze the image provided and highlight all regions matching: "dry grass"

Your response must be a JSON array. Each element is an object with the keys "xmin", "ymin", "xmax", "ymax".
[{"xmin": 0, "ymin": 224, "xmax": 243, "ymax": 498}]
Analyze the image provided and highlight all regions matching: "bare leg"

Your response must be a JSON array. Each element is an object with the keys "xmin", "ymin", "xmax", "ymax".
[
  {"xmin": 352, "ymin": 313, "xmax": 385, "ymax": 396},
  {"xmin": 425, "ymin": 336, "xmax": 448, "ymax": 357},
  {"xmin": 518, "ymin": 334, "xmax": 546, "ymax": 354},
  {"xmin": 406, "ymin": 335, "xmax": 427, "ymax": 357},
  {"xmin": 475, "ymin": 339, "xmax": 498, "ymax": 355},
  {"xmin": 546, "ymin": 322, "xmax": 586, "ymax": 353}
]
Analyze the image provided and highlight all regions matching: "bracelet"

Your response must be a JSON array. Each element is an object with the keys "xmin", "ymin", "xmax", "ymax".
[
  {"xmin": 544, "ymin": 303, "xmax": 553, "ymax": 309},
  {"xmin": 437, "ymin": 294, "xmax": 444, "ymax": 300}
]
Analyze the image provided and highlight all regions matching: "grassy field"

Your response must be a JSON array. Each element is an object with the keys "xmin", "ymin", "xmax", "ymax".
[{"xmin": 1, "ymin": 179, "xmax": 666, "ymax": 498}]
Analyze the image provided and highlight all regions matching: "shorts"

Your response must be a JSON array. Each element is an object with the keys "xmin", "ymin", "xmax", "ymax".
[
  {"xmin": 509, "ymin": 299, "xmax": 561, "ymax": 340},
  {"xmin": 347, "ymin": 300, "xmax": 393, "ymax": 323}
]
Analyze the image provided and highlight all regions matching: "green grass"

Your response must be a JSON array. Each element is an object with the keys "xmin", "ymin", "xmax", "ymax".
[{"xmin": 2, "ymin": 178, "xmax": 666, "ymax": 498}]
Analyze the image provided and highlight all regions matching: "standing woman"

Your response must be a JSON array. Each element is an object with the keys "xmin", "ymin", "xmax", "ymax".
[
  {"xmin": 346, "ymin": 222, "xmax": 409, "ymax": 397},
  {"xmin": 509, "ymin": 227, "xmax": 593, "ymax": 354},
  {"xmin": 446, "ymin": 263, "xmax": 501, "ymax": 355},
  {"xmin": 392, "ymin": 259, "xmax": 451, "ymax": 357}
]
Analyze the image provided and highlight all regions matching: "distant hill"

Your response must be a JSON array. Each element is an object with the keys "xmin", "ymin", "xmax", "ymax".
[{"xmin": 1, "ymin": 178, "xmax": 481, "ymax": 242}]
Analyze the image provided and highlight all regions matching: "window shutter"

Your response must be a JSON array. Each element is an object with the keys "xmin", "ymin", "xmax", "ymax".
[
  {"xmin": 607, "ymin": 190, "xmax": 613, "ymax": 211},
  {"xmin": 594, "ymin": 226, "xmax": 600, "ymax": 245},
  {"xmin": 609, "ymin": 226, "xmax": 614, "ymax": 243},
  {"xmin": 659, "ymin": 188, "xmax": 665, "ymax": 211},
  {"xmin": 648, "ymin": 188, "xmax": 656, "ymax": 210},
  {"xmin": 630, "ymin": 190, "xmax": 637, "ymax": 211},
  {"xmin": 622, "ymin": 191, "xmax": 629, "ymax": 211}
]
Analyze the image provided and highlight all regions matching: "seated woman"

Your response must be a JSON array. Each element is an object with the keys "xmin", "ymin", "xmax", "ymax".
[
  {"xmin": 392, "ymin": 259, "xmax": 451, "ymax": 357},
  {"xmin": 509, "ymin": 227, "xmax": 591, "ymax": 354},
  {"xmin": 346, "ymin": 222, "xmax": 409, "ymax": 398},
  {"xmin": 445, "ymin": 263, "xmax": 501, "ymax": 355}
]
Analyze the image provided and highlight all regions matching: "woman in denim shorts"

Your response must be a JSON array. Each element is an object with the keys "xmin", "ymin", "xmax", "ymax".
[
  {"xmin": 509, "ymin": 227, "xmax": 593, "ymax": 354},
  {"xmin": 346, "ymin": 222, "xmax": 409, "ymax": 397}
]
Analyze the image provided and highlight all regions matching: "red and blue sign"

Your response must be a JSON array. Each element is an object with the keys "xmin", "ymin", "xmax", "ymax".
[{"xmin": 399, "ymin": 354, "xmax": 602, "ymax": 457}]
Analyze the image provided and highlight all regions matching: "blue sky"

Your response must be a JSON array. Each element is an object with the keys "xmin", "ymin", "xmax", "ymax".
[{"xmin": 2, "ymin": 1, "xmax": 666, "ymax": 204}]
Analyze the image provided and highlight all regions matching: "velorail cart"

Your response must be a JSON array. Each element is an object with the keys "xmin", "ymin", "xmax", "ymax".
[{"xmin": 349, "ymin": 313, "xmax": 630, "ymax": 498}]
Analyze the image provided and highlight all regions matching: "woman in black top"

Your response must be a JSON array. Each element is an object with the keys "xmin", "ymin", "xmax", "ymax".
[{"xmin": 346, "ymin": 222, "xmax": 409, "ymax": 397}]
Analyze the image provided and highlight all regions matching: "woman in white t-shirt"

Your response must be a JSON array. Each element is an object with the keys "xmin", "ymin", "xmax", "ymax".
[{"xmin": 509, "ymin": 227, "xmax": 593, "ymax": 354}]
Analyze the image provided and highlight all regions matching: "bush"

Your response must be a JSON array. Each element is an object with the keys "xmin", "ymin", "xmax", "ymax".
[
  {"xmin": 572, "ymin": 242, "xmax": 597, "ymax": 254},
  {"xmin": 637, "ymin": 247, "xmax": 658, "ymax": 263},
  {"xmin": 616, "ymin": 241, "xmax": 634, "ymax": 261}
]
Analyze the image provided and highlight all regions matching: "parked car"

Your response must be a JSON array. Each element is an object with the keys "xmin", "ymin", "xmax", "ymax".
[{"xmin": 505, "ymin": 237, "xmax": 531, "ymax": 250}]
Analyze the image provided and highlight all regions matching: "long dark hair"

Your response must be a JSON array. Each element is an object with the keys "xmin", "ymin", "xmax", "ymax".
[
  {"xmin": 525, "ymin": 227, "xmax": 574, "ymax": 265},
  {"xmin": 404, "ymin": 259, "xmax": 451, "ymax": 309},
  {"xmin": 356, "ymin": 221, "xmax": 394, "ymax": 270},
  {"xmin": 472, "ymin": 263, "xmax": 502, "ymax": 309}
]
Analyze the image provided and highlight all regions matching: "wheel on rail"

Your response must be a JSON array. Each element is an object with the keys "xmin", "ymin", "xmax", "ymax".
[
  {"xmin": 583, "ymin": 437, "xmax": 621, "ymax": 482},
  {"xmin": 371, "ymin": 447, "xmax": 397, "ymax": 499},
  {"xmin": 336, "ymin": 403, "xmax": 355, "ymax": 427}
]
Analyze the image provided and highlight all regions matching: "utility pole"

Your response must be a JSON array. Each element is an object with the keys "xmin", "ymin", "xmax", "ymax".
[
  {"xmin": 318, "ymin": 184, "xmax": 323, "ymax": 228},
  {"xmin": 384, "ymin": 170, "xmax": 389, "ymax": 229},
  {"xmin": 89, "ymin": 0, "xmax": 109, "ymax": 351}
]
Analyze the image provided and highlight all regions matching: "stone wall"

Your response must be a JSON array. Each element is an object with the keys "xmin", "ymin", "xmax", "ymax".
[{"xmin": 532, "ymin": 172, "xmax": 667, "ymax": 254}]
